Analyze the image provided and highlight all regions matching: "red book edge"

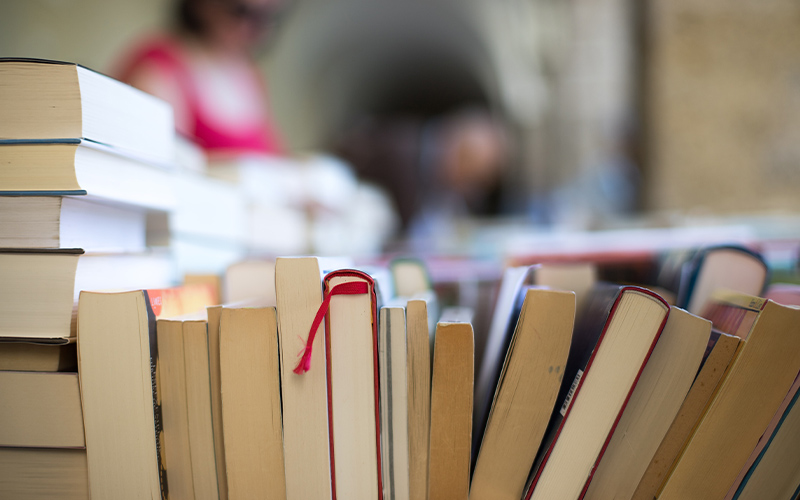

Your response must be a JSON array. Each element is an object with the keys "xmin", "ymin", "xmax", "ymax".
[
  {"xmin": 323, "ymin": 269, "xmax": 384, "ymax": 500},
  {"xmin": 524, "ymin": 286, "xmax": 670, "ymax": 500}
]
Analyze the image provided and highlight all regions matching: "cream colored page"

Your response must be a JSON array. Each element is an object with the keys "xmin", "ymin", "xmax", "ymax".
[
  {"xmin": 428, "ymin": 323, "xmax": 474, "ymax": 500},
  {"xmin": 387, "ymin": 307, "xmax": 410, "ymax": 500},
  {"xmin": 78, "ymin": 291, "xmax": 161, "ymax": 500},
  {"xmin": 583, "ymin": 308, "xmax": 711, "ymax": 500},
  {"xmin": 183, "ymin": 322, "xmax": 220, "ymax": 500},
  {"xmin": 157, "ymin": 321, "xmax": 195, "ymax": 500},
  {"xmin": 275, "ymin": 258, "xmax": 332, "ymax": 500},
  {"xmin": 659, "ymin": 302, "xmax": 800, "ymax": 500},
  {"xmin": 220, "ymin": 308, "xmax": 286, "ymax": 499},
  {"xmin": 470, "ymin": 290, "xmax": 574, "ymax": 500},
  {"xmin": 329, "ymin": 274, "xmax": 379, "ymax": 500}
]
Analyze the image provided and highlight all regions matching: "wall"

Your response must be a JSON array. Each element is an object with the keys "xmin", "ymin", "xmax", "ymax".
[
  {"xmin": 0, "ymin": 0, "xmax": 167, "ymax": 73},
  {"xmin": 644, "ymin": 0, "xmax": 800, "ymax": 214}
]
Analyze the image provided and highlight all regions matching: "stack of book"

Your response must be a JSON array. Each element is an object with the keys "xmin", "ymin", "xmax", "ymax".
[{"xmin": 0, "ymin": 58, "xmax": 182, "ymax": 498}]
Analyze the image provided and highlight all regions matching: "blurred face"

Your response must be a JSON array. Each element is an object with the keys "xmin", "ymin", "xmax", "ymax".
[
  {"xmin": 198, "ymin": 0, "xmax": 282, "ymax": 54},
  {"xmin": 440, "ymin": 114, "xmax": 508, "ymax": 197}
]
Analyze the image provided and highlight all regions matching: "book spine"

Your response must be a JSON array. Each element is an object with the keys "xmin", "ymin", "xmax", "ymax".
[{"xmin": 145, "ymin": 290, "xmax": 169, "ymax": 500}]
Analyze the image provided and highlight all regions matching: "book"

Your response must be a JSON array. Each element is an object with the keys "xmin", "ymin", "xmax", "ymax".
[
  {"xmin": 143, "ymin": 282, "xmax": 218, "ymax": 319},
  {"xmin": 472, "ymin": 263, "xmax": 596, "ymax": 468},
  {"xmin": 0, "ymin": 371, "xmax": 84, "ymax": 448},
  {"xmin": 530, "ymin": 262, "xmax": 597, "ymax": 313},
  {"xmin": 582, "ymin": 307, "xmax": 712, "ymax": 500},
  {"xmin": 175, "ymin": 134, "xmax": 207, "ymax": 173},
  {"xmin": 0, "ymin": 141, "xmax": 175, "ymax": 208},
  {"xmin": 155, "ymin": 316, "xmax": 196, "ymax": 500},
  {"xmin": 204, "ymin": 298, "xmax": 266, "ymax": 500},
  {"xmin": 0, "ymin": 195, "xmax": 156, "ymax": 251},
  {"xmin": 207, "ymin": 157, "xmax": 312, "ymax": 256},
  {"xmin": 274, "ymin": 257, "xmax": 332, "ymax": 500},
  {"xmin": 718, "ymin": 299, "xmax": 800, "ymax": 500},
  {"xmin": 390, "ymin": 257, "xmax": 432, "ymax": 297},
  {"xmin": 472, "ymin": 265, "xmax": 533, "ymax": 464},
  {"xmin": 730, "ymin": 378, "xmax": 800, "ymax": 500},
  {"xmin": 223, "ymin": 259, "xmax": 276, "ymax": 304},
  {"xmin": 183, "ymin": 273, "xmax": 222, "ymax": 305},
  {"xmin": 182, "ymin": 312, "xmax": 221, "ymax": 500},
  {"xmin": 428, "ymin": 322, "xmax": 474, "ymax": 500},
  {"xmin": 658, "ymin": 300, "xmax": 800, "ymax": 499},
  {"xmin": 0, "ymin": 447, "xmax": 88, "ymax": 500},
  {"xmin": 0, "ymin": 249, "xmax": 177, "ymax": 342},
  {"xmin": 170, "ymin": 169, "xmax": 247, "ymax": 247},
  {"xmin": 219, "ymin": 306, "xmax": 286, "ymax": 499},
  {"xmin": 661, "ymin": 245, "xmax": 768, "ymax": 315},
  {"xmin": 77, "ymin": 290, "xmax": 166, "ymax": 499},
  {"xmin": 0, "ymin": 341, "xmax": 77, "ymax": 371},
  {"xmin": 699, "ymin": 289, "xmax": 766, "ymax": 339},
  {"xmin": 320, "ymin": 270, "xmax": 382, "ymax": 500},
  {"xmin": 0, "ymin": 249, "xmax": 82, "ymax": 341},
  {"xmin": 379, "ymin": 306, "xmax": 410, "ymax": 500},
  {"xmin": 0, "ymin": 58, "xmax": 175, "ymax": 164},
  {"xmin": 74, "ymin": 252, "xmax": 178, "ymax": 304},
  {"xmin": 470, "ymin": 289, "xmax": 575, "ymax": 500},
  {"xmin": 405, "ymin": 299, "xmax": 431, "ymax": 500},
  {"xmin": 206, "ymin": 305, "xmax": 229, "ymax": 500},
  {"xmin": 525, "ymin": 285, "xmax": 670, "ymax": 500},
  {"xmin": 157, "ymin": 311, "xmax": 221, "ymax": 500},
  {"xmin": 247, "ymin": 200, "xmax": 309, "ymax": 255},
  {"xmin": 631, "ymin": 329, "xmax": 741, "ymax": 500},
  {"xmin": 438, "ymin": 306, "xmax": 474, "ymax": 323},
  {"xmin": 765, "ymin": 282, "xmax": 800, "ymax": 306}
]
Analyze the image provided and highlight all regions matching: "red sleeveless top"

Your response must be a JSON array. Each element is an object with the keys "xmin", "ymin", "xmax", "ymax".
[{"xmin": 117, "ymin": 36, "xmax": 284, "ymax": 156}]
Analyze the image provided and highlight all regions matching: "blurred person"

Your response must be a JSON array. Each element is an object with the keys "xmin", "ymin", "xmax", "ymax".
[
  {"xmin": 546, "ymin": 119, "xmax": 641, "ymax": 229},
  {"xmin": 116, "ymin": 0, "xmax": 285, "ymax": 156},
  {"xmin": 115, "ymin": 0, "xmax": 403, "ymax": 256},
  {"xmin": 336, "ymin": 108, "xmax": 509, "ymax": 245}
]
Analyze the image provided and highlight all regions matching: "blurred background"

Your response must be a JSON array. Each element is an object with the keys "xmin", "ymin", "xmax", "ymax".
[{"xmin": 3, "ymin": 0, "xmax": 800, "ymax": 249}]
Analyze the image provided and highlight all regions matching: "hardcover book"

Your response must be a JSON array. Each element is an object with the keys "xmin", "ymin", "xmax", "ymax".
[{"xmin": 0, "ymin": 58, "xmax": 175, "ymax": 164}]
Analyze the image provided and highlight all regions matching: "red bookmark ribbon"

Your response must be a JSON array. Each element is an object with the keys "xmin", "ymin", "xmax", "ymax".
[{"xmin": 293, "ymin": 281, "xmax": 369, "ymax": 374}]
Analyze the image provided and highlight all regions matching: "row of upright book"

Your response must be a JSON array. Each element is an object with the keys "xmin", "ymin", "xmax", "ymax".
[
  {"xmin": 469, "ymin": 246, "xmax": 800, "ymax": 500},
  {"xmin": 6, "ymin": 244, "xmax": 800, "ymax": 500}
]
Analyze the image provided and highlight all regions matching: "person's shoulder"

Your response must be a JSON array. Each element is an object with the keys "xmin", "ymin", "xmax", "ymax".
[{"xmin": 115, "ymin": 33, "xmax": 187, "ymax": 82}]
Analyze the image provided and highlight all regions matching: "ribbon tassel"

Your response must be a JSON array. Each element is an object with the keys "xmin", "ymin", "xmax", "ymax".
[{"xmin": 293, "ymin": 281, "xmax": 369, "ymax": 374}]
